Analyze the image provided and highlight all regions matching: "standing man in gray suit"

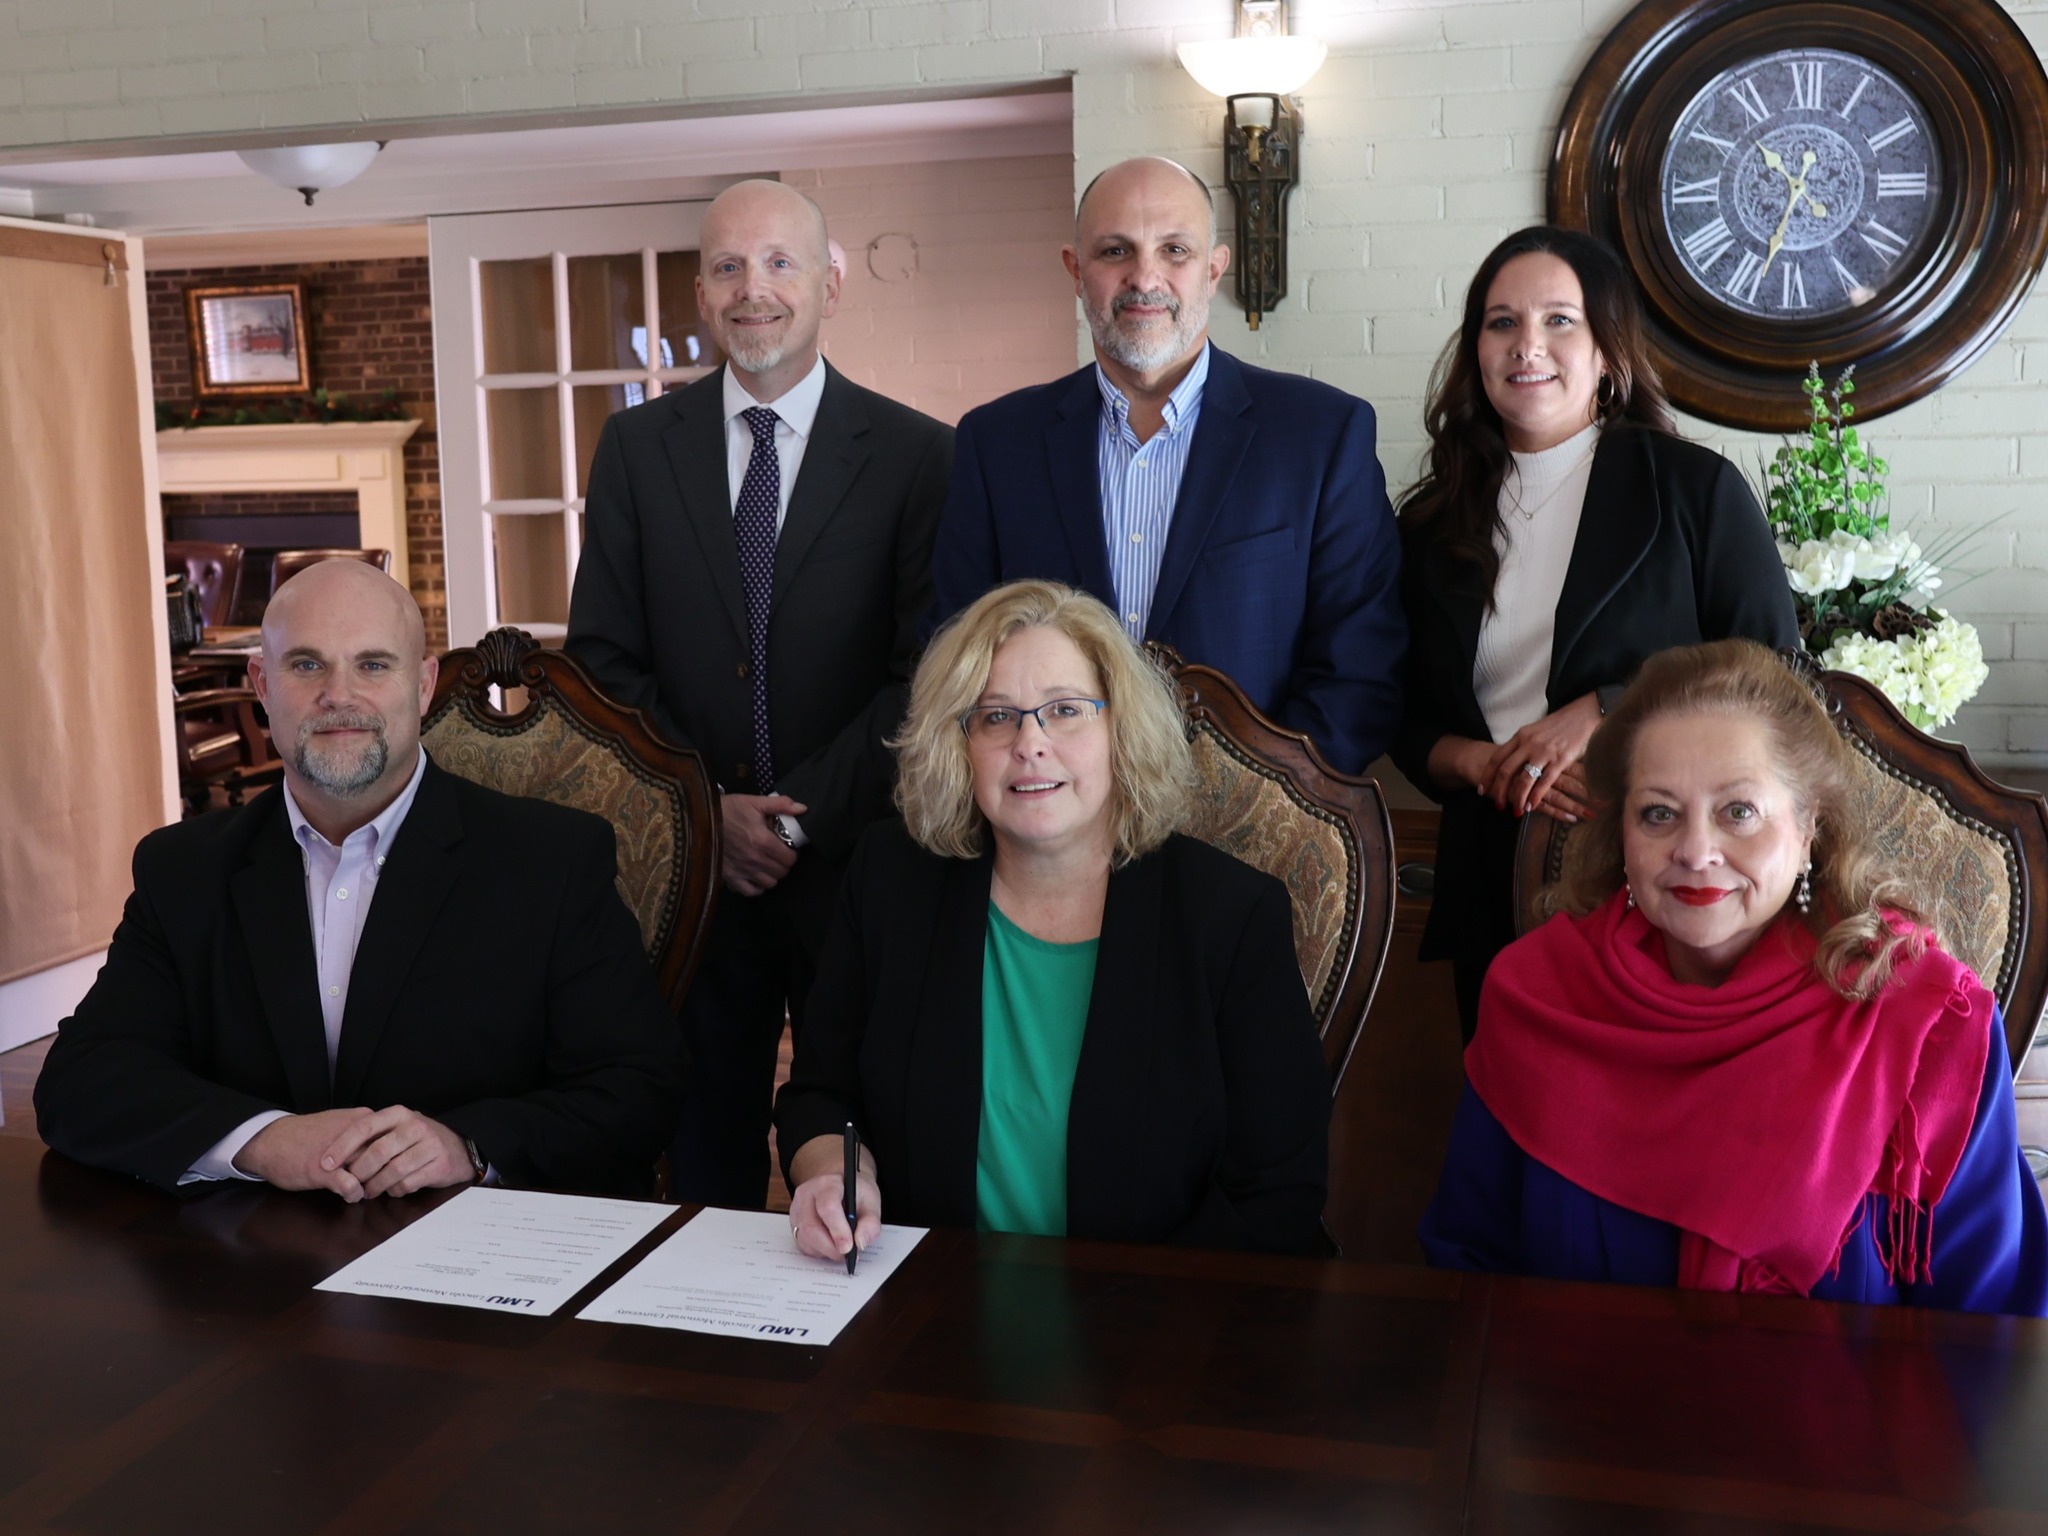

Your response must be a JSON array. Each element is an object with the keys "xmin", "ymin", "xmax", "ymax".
[{"xmin": 567, "ymin": 179, "xmax": 953, "ymax": 1209}]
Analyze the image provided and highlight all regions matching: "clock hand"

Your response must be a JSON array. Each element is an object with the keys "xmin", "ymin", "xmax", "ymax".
[
  {"xmin": 1762, "ymin": 151, "xmax": 1828, "ymax": 279},
  {"xmin": 1758, "ymin": 142, "xmax": 1789, "ymax": 178},
  {"xmin": 1761, "ymin": 178, "xmax": 1803, "ymax": 278}
]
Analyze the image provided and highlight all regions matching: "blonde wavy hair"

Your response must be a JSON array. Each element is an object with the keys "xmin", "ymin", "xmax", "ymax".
[
  {"xmin": 892, "ymin": 581, "xmax": 1193, "ymax": 866},
  {"xmin": 1548, "ymin": 638, "xmax": 1941, "ymax": 999}
]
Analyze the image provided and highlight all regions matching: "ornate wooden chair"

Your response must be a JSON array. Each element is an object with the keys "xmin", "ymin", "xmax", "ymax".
[
  {"xmin": 1154, "ymin": 649, "xmax": 1397, "ymax": 1096},
  {"xmin": 1514, "ymin": 653, "xmax": 2048, "ymax": 1075},
  {"xmin": 423, "ymin": 627, "xmax": 719, "ymax": 1012}
]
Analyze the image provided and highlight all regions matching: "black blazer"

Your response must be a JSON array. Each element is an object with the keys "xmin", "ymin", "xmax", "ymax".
[
  {"xmin": 566, "ymin": 364, "xmax": 953, "ymax": 942},
  {"xmin": 34, "ymin": 761, "xmax": 679, "ymax": 1196},
  {"xmin": 1389, "ymin": 426, "xmax": 1800, "ymax": 963},
  {"xmin": 774, "ymin": 823, "xmax": 1331, "ymax": 1253}
]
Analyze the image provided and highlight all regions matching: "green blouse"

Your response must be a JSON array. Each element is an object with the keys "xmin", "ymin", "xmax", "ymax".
[{"xmin": 975, "ymin": 901, "xmax": 1099, "ymax": 1236}]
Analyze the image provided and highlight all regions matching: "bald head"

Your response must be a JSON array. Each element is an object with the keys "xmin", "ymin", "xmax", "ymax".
[
  {"xmin": 262, "ymin": 558, "xmax": 425, "ymax": 667},
  {"xmin": 252, "ymin": 559, "xmax": 437, "ymax": 840},
  {"xmin": 703, "ymin": 179, "xmax": 831, "ymax": 267},
  {"xmin": 1075, "ymin": 157, "xmax": 1217, "ymax": 250}
]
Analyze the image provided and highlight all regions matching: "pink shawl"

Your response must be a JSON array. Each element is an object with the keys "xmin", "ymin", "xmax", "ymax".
[{"xmin": 1466, "ymin": 892, "xmax": 1993, "ymax": 1295}]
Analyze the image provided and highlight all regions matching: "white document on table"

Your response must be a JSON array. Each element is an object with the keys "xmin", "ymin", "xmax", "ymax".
[
  {"xmin": 315, "ymin": 1187, "xmax": 672, "ymax": 1315},
  {"xmin": 577, "ymin": 1206, "xmax": 927, "ymax": 1345}
]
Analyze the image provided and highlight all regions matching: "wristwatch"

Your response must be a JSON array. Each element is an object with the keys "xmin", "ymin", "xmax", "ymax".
[{"xmin": 463, "ymin": 1137, "xmax": 487, "ymax": 1185}]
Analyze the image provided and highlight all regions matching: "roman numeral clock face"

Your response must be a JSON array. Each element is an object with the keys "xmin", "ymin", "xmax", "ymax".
[{"xmin": 1660, "ymin": 48, "xmax": 1940, "ymax": 319}]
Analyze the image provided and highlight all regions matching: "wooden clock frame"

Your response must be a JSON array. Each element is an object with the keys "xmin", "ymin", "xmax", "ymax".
[{"xmin": 1550, "ymin": 0, "xmax": 2048, "ymax": 431}]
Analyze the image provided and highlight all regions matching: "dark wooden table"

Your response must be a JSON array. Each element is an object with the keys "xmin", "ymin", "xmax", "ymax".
[{"xmin": 5, "ymin": 1136, "xmax": 2046, "ymax": 1536}]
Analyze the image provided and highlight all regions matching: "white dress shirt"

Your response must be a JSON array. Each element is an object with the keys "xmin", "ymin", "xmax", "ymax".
[
  {"xmin": 1474, "ymin": 423, "xmax": 1600, "ymax": 744},
  {"xmin": 181, "ymin": 749, "xmax": 430, "ymax": 1184}
]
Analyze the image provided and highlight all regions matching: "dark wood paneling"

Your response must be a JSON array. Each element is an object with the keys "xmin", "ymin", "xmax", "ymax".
[{"xmin": 1326, "ymin": 806, "xmax": 1465, "ymax": 1265}]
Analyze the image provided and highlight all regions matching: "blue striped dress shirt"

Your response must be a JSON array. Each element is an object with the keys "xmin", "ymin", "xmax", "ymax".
[{"xmin": 1096, "ymin": 344, "xmax": 1210, "ymax": 641}]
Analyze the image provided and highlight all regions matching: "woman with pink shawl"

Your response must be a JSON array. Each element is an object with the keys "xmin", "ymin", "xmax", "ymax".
[{"xmin": 1421, "ymin": 639, "xmax": 2048, "ymax": 1312}]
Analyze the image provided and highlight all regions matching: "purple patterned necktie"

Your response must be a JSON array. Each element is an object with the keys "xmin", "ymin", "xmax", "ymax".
[{"xmin": 735, "ymin": 405, "xmax": 780, "ymax": 791}]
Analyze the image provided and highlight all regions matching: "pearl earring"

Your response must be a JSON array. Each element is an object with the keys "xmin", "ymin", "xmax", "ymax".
[
  {"xmin": 1794, "ymin": 862, "xmax": 1813, "ymax": 914},
  {"xmin": 1625, "ymin": 883, "xmax": 1636, "ymax": 910}
]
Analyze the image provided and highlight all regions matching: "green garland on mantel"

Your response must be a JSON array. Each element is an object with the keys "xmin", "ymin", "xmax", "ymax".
[{"xmin": 156, "ymin": 387, "xmax": 411, "ymax": 431}]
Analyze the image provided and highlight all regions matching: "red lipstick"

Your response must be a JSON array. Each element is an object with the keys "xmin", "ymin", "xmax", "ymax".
[{"xmin": 1669, "ymin": 887, "xmax": 1732, "ymax": 907}]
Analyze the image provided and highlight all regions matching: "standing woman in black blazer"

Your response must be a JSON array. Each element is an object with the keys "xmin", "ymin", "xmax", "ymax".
[
  {"xmin": 775, "ymin": 580, "xmax": 1330, "ymax": 1257},
  {"xmin": 1390, "ymin": 227, "xmax": 1798, "ymax": 1042}
]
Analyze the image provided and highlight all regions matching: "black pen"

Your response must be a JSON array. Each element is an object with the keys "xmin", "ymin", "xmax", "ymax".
[{"xmin": 842, "ymin": 1121, "xmax": 860, "ymax": 1274}]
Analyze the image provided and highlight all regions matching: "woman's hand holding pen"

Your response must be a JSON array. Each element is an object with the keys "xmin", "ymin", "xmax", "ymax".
[{"xmin": 788, "ymin": 1133, "xmax": 881, "ymax": 1263}]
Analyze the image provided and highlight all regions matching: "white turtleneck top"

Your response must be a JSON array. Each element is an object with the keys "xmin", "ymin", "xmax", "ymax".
[{"xmin": 1473, "ymin": 422, "xmax": 1601, "ymax": 744}]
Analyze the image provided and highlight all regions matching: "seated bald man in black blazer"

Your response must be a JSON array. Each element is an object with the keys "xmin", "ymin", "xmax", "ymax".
[{"xmin": 36, "ymin": 560, "xmax": 677, "ymax": 1199}]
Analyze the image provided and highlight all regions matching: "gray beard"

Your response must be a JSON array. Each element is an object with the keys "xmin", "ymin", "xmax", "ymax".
[
  {"xmin": 293, "ymin": 713, "xmax": 389, "ymax": 797},
  {"xmin": 722, "ymin": 329, "xmax": 786, "ymax": 377},
  {"xmin": 1088, "ymin": 287, "xmax": 1209, "ymax": 374}
]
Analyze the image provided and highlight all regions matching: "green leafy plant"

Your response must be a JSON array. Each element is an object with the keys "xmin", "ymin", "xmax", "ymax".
[
  {"xmin": 156, "ymin": 387, "xmax": 410, "ymax": 431},
  {"xmin": 1761, "ymin": 363, "xmax": 1986, "ymax": 731}
]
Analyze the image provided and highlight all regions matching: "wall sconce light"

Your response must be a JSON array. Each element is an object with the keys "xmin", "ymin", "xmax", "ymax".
[
  {"xmin": 236, "ymin": 141, "xmax": 386, "ymax": 207},
  {"xmin": 1178, "ymin": 1, "xmax": 1325, "ymax": 329}
]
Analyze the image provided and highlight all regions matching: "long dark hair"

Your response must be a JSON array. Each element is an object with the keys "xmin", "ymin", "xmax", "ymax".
[{"xmin": 1397, "ymin": 225, "xmax": 1675, "ymax": 607}]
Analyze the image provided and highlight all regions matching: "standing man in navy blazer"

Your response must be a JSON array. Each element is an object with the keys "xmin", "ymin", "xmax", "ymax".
[
  {"xmin": 930, "ymin": 156, "xmax": 1405, "ymax": 774},
  {"xmin": 568, "ymin": 181, "xmax": 952, "ymax": 1210}
]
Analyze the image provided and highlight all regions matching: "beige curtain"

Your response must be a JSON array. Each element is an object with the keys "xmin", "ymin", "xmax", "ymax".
[{"xmin": 0, "ymin": 231, "xmax": 164, "ymax": 984}]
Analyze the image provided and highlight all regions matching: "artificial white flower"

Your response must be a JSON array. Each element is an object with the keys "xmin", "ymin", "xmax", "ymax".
[
  {"xmin": 1780, "ymin": 537, "xmax": 1857, "ymax": 595},
  {"xmin": 1821, "ymin": 615, "xmax": 1988, "ymax": 731}
]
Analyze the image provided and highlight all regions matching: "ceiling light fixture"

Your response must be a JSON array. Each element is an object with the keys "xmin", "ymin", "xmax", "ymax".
[{"xmin": 235, "ymin": 141, "xmax": 387, "ymax": 207}]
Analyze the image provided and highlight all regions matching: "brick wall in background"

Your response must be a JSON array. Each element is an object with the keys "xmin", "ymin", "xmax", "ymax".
[
  {"xmin": 163, "ymin": 491, "xmax": 359, "ymax": 521},
  {"xmin": 788, "ymin": 155, "xmax": 1078, "ymax": 426},
  {"xmin": 147, "ymin": 258, "xmax": 445, "ymax": 651}
]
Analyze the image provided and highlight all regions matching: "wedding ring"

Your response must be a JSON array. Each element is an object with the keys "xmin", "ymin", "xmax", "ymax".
[{"xmin": 1524, "ymin": 762, "xmax": 1546, "ymax": 781}]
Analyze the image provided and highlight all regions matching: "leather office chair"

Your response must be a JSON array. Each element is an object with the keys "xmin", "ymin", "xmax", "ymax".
[
  {"xmin": 163, "ymin": 540, "xmax": 244, "ymax": 628},
  {"xmin": 1153, "ymin": 648, "xmax": 1397, "ymax": 1098},
  {"xmin": 422, "ymin": 627, "xmax": 720, "ymax": 1012},
  {"xmin": 269, "ymin": 547, "xmax": 393, "ymax": 596},
  {"xmin": 1514, "ymin": 651, "xmax": 2048, "ymax": 1076},
  {"xmin": 173, "ymin": 687, "xmax": 282, "ymax": 817}
]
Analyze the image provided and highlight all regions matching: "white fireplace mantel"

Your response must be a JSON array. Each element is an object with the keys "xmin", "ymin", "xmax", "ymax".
[{"xmin": 156, "ymin": 420, "xmax": 422, "ymax": 588}]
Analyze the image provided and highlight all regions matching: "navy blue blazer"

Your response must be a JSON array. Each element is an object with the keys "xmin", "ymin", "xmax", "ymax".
[{"xmin": 929, "ymin": 346, "xmax": 1406, "ymax": 775}]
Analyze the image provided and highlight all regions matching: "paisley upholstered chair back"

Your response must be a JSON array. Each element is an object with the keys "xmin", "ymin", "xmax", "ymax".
[
  {"xmin": 1152, "ymin": 648, "xmax": 1396, "ymax": 1094},
  {"xmin": 422, "ymin": 628, "xmax": 720, "ymax": 1012},
  {"xmin": 1516, "ymin": 655, "xmax": 2048, "ymax": 1074}
]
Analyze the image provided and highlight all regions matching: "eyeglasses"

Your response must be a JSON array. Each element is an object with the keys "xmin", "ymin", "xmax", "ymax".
[{"xmin": 958, "ymin": 697, "xmax": 1107, "ymax": 742}]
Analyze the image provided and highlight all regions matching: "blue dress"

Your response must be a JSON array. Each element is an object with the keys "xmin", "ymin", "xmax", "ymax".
[{"xmin": 1420, "ymin": 1004, "xmax": 2048, "ymax": 1315}]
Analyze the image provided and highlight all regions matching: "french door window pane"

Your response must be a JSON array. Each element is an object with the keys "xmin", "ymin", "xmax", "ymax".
[
  {"xmin": 484, "ymin": 388, "xmax": 562, "ymax": 501},
  {"xmin": 478, "ymin": 258, "xmax": 556, "ymax": 374},
  {"xmin": 493, "ymin": 512, "xmax": 569, "ymax": 626},
  {"xmin": 567, "ymin": 253, "xmax": 647, "ymax": 371}
]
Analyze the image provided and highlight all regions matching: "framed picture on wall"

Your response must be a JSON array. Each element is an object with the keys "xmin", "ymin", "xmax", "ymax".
[{"xmin": 185, "ymin": 281, "xmax": 310, "ymax": 397}]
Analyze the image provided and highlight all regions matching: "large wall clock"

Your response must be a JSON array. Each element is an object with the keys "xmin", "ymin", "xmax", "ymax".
[{"xmin": 1550, "ymin": 0, "xmax": 2048, "ymax": 431}]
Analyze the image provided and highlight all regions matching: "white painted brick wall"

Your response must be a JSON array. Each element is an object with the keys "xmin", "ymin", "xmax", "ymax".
[
  {"xmin": 786, "ymin": 155, "xmax": 1076, "ymax": 427},
  {"xmin": 0, "ymin": 0, "xmax": 2043, "ymax": 760}
]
